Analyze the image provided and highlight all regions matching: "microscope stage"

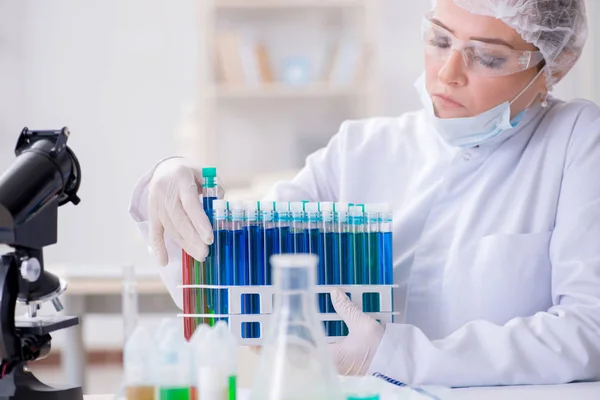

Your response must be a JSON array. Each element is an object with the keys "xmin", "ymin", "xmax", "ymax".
[{"xmin": 15, "ymin": 315, "xmax": 79, "ymax": 336}]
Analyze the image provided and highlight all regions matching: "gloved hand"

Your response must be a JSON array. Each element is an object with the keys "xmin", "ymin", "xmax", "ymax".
[
  {"xmin": 148, "ymin": 158, "xmax": 214, "ymax": 266},
  {"xmin": 330, "ymin": 288, "xmax": 385, "ymax": 376}
]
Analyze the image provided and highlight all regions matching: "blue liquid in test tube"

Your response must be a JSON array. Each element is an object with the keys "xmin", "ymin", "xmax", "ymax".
[
  {"xmin": 260, "ymin": 201, "xmax": 278, "ymax": 285},
  {"xmin": 212, "ymin": 200, "xmax": 229, "ymax": 322},
  {"xmin": 305, "ymin": 202, "xmax": 327, "ymax": 333},
  {"xmin": 334, "ymin": 202, "xmax": 350, "ymax": 336},
  {"xmin": 290, "ymin": 202, "xmax": 309, "ymax": 254},
  {"xmin": 275, "ymin": 202, "xmax": 294, "ymax": 254},
  {"xmin": 365, "ymin": 204, "xmax": 387, "ymax": 313},
  {"xmin": 321, "ymin": 202, "xmax": 340, "ymax": 336},
  {"xmin": 201, "ymin": 167, "xmax": 220, "ymax": 322},
  {"xmin": 349, "ymin": 205, "xmax": 369, "ymax": 312},
  {"xmin": 244, "ymin": 201, "xmax": 263, "ymax": 339},
  {"xmin": 229, "ymin": 202, "xmax": 251, "ymax": 339},
  {"xmin": 379, "ymin": 206, "xmax": 394, "ymax": 285}
]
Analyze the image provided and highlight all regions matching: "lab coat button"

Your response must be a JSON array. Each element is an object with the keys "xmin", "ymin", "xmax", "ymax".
[{"xmin": 462, "ymin": 153, "xmax": 472, "ymax": 161}]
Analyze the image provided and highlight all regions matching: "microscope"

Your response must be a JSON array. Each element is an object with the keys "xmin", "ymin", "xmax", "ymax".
[{"xmin": 0, "ymin": 127, "xmax": 83, "ymax": 400}]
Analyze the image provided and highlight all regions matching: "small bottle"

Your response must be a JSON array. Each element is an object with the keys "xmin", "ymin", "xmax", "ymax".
[
  {"xmin": 154, "ymin": 318, "xmax": 178, "ymax": 343},
  {"xmin": 250, "ymin": 254, "xmax": 344, "ymax": 400},
  {"xmin": 124, "ymin": 326, "xmax": 156, "ymax": 400},
  {"xmin": 196, "ymin": 325, "xmax": 234, "ymax": 400},
  {"xmin": 157, "ymin": 327, "xmax": 191, "ymax": 400},
  {"xmin": 214, "ymin": 321, "xmax": 237, "ymax": 400},
  {"xmin": 189, "ymin": 325, "xmax": 211, "ymax": 400}
]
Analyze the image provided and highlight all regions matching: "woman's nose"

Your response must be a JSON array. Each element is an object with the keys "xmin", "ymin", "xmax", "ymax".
[{"xmin": 438, "ymin": 49, "xmax": 468, "ymax": 86}]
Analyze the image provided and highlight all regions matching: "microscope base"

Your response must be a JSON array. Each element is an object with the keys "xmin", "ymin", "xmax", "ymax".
[{"xmin": 0, "ymin": 366, "xmax": 83, "ymax": 400}]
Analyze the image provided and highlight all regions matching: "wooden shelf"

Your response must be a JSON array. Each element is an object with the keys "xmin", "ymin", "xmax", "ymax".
[
  {"xmin": 210, "ymin": 82, "xmax": 366, "ymax": 99},
  {"xmin": 215, "ymin": 0, "xmax": 364, "ymax": 10}
]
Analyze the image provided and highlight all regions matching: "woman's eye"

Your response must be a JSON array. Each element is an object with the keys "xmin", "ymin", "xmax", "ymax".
[
  {"xmin": 428, "ymin": 36, "xmax": 451, "ymax": 48},
  {"xmin": 474, "ymin": 55, "xmax": 506, "ymax": 69}
]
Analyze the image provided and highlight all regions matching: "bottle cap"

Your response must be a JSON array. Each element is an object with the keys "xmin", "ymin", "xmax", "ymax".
[
  {"xmin": 290, "ymin": 202, "xmax": 305, "ymax": 213},
  {"xmin": 334, "ymin": 202, "xmax": 349, "ymax": 213},
  {"xmin": 243, "ymin": 200, "xmax": 259, "ymax": 210},
  {"xmin": 213, "ymin": 199, "xmax": 227, "ymax": 210},
  {"xmin": 202, "ymin": 167, "xmax": 217, "ymax": 188},
  {"xmin": 275, "ymin": 202, "xmax": 290, "ymax": 212},
  {"xmin": 319, "ymin": 202, "xmax": 334, "ymax": 212},
  {"xmin": 202, "ymin": 167, "xmax": 217, "ymax": 178},
  {"xmin": 259, "ymin": 201, "xmax": 275, "ymax": 211},
  {"xmin": 364, "ymin": 203, "xmax": 390, "ymax": 213},
  {"xmin": 305, "ymin": 202, "xmax": 319, "ymax": 213}
]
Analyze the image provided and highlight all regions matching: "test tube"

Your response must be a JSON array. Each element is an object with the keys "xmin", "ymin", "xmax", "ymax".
[
  {"xmin": 349, "ymin": 205, "xmax": 369, "ymax": 312},
  {"xmin": 213, "ymin": 200, "xmax": 229, "ymax": 322},
  {"xmin": 290, "ymin": 202, "xmax": 309, "ymax": 254},
  {"xmin": 379, "ymin": 205, "xmax": 393, "ymax": 285},
  {"xmin": 245, "ymin": 201, "xmax": 263, "ymax": 339},
  {"xmin": 229, "ymin": 201, "xmax": 251, "ymax": 338},
  {"xmin": 335, "ymin": 203, "xmax": 352, "ymax": 285},
  {"xmin": 201, "ymin": 168, "xmax": 220, "ymax": 326},
  {"xmin": 275, "ymin": 202, "xmax": 293, "ymax": 253},
  {"xmin": 260, "ymin": 201, "xmax": 278, "ymax": 285},
  {"xmin": 365, "ymin": 204, "xmax": 387, "ymax": 313},
  {"xmin": 305, "ymin": 202, "xmax": 326, "ymax": 330},
  {"xmin": 335, "ymin": 202, "xmax": 350, "ymax": 336},
  {"xmin": 320, "ymin": 202, "xmax": 340, "ymax": 336},
  {"xmin": 182, "ymin": 251, "xmax": 193, "ymax": 340}
]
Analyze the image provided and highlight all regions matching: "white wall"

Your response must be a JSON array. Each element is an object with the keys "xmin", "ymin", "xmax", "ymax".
[
  {"xmin": 0, "ymin": 0, "xmax": 598, "ymax": 351},
  {"xmin": 0, "ymin": 0, "xmax": 200, "ymax": 350},
  {"xmin": 0, "ymin": 0, "xmax": 199, "ymax": 271}
]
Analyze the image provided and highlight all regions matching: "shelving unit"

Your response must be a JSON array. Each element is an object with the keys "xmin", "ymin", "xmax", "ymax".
[
  {"xmin": 210, "ymin": 82, "xmax": 367, "ymax": 99},
  {"xmin": 194, "ymin": 0, "xmax": 382, "ymax": 188},
  {"xmin": 215, "ymin": 0, "xmax": 365, "ymax": 10}
]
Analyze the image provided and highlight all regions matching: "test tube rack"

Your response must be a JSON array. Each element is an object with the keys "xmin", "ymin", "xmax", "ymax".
[{"xmin": 177, "ymin": 283, "xmax": 397, "ymax": 345}]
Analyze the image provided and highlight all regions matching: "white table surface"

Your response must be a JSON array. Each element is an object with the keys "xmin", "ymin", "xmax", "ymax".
[{"xmin": 83, "ymin": 382, "xmax": 600, "ymax": 400}]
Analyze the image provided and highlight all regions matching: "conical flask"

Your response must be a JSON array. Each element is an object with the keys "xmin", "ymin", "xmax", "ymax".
[{"xmin": 250, "ymin": 254, "xmax": 344, "ymax": 400}]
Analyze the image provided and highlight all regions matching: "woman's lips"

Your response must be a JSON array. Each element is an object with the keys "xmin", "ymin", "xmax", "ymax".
[{"xmin": 432, "ymin": 94, "xmax": 465, "ymax": 109}]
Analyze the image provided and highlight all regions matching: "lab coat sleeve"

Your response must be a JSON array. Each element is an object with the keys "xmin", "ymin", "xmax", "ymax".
[
  {"xmin": 128, "ymin": 156, "xmax": 185, "ymax": 310},
  {"xmin": 369, "ymin": 106, "xmax": 600, "ymax": 387}
]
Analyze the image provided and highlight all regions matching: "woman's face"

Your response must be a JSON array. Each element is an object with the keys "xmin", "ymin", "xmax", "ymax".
[{"xmin": 426, "ymin": 0, "xmax": 546, "ymax": 119}]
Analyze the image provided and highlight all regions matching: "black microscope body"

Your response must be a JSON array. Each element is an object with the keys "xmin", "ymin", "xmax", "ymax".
[{"xmin": 0, "ymin": 127, "xmax": 83, "ymax": 400}]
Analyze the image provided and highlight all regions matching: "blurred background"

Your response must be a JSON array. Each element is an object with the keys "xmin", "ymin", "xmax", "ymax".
[{"xmin": 0, "ymin": 0, "xmax": 597, "ymax": 395}]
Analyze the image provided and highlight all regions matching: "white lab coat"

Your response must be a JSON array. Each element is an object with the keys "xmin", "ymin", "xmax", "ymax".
[{"xmin": 128, "ymin": 98, "xmax": 600, "ymax": 387}]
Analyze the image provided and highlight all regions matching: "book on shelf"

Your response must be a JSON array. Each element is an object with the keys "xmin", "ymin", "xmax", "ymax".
[
  {"xmin": 215, "ymin": 31, "xmax": 275, "ymax": 86},
  {"xmin": 327, "ymin": 37, "xmax": 369, "ymax": 86},
  {"xmin": 214, "ymin": 31, "xmax": 369, "ymax": 89}
]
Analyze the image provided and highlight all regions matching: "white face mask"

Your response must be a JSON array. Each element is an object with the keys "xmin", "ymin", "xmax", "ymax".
[{"xmin": 415, "ymin": 69, "xmax": 545, "ymax": 148}]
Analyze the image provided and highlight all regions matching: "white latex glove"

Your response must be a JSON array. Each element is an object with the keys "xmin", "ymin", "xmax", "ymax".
[
  {"xmin": 330, "ymin": 288, "xmax": 385, "ymax": 376},
  {"xmin": 148, "ymin": 158, "xmax": 214, "ymax": 266}
]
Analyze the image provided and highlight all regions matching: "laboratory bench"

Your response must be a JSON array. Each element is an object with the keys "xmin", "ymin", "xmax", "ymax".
[{"xmin": 82, "ymin": 381, "xmax": 600, "ymax": 400}]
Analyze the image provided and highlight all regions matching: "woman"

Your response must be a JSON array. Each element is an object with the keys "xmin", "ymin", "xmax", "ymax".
[{"xmin": 129, "ymin": 0, "xmax": 599, "ymax": 387}]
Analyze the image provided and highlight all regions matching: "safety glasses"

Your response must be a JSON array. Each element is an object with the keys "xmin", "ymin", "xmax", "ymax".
[{"xmin": 421, "ymin": 18, "xmax": 545, "ymax": 78}]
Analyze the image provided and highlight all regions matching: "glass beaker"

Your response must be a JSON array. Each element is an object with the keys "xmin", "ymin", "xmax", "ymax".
[{"xmin": 250, "ymin": 254, "xmax": 344, "ymax": 400}]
